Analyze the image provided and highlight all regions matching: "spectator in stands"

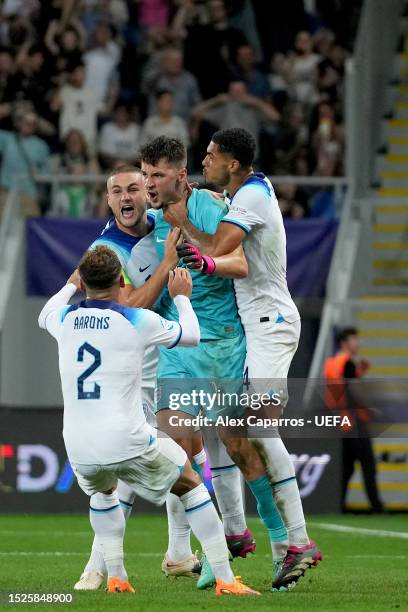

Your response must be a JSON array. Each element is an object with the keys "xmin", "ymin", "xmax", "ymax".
[
  {"xmin": 275, "ymin": 182, "xmax": 310, "ymax": 219},
  {"xmin": 192, "ymin": 80, "xmax": 279, "ymax": 152},
  {"xmin": 80, "ymin": 0, "xmax": 129, "ymax": 42},
  {"xmin": 1, "ymin": 0, "xmax": 39, "ymax": 21},
  {"xmin": 35, "ymin": 0, "xmax": 82, "ymax": 41},
  {"xmin": 0, "ymin": 0, "xmax": 356, "ymax": 220},
  {"xmin": 0, "ymin": 110, "xmax": 50, "ymax": 218},
  {"xmin": 49, "ymin": 127, "xmax": 99, "ymax": 218},
  {"xmin": 312, "ymin": 101, "xmax": 344, "ymax": 176},
  {"xmin": 173, "ymin": 0, "xmax": 247, "ymax": 98},
  {"xmin": 51, "ymin": 128, "xmax": 99, "ymax": 174},
  {"xmin": 138, "ymin": 0, "xmax": 170, "ymax": 29},
  {"xmin": 313, "ymin": 28, "xmax": 336, "ymax": 59},
  {"xmin": 51, "ymin": 161, "xmax": 97, "ymax": 218},
  {"xmin": 286, "ymin": 30, "xmax": 321, "ymax": 107},
  {"xmin": 83, "ymin": 21, "xmax": 121, "ymax": 111},
  {"xmin": 315, "ymin": 0, "xmax": 362, "ymax": 49},
  {"xmin": 230, "ymin": 43, "xmax": 270, "ymax": 99},
  {"xmin": 98, "ymin": 103, "xmax": 141, "ymax": 169},
  {"xmin": 317, "ymin": 43, "xmax": 348, "ymax": 106},
  {"xmin": 272, "ymin": 102, "xmax": 309, "ymax": 174},
  {"xmin": 45, "ymin": 23, "xmax": 84, "ymax": 85},
  {"xmin": 51, "ymin": 61, "xmax": 99, "ymax": 152},
  {"xmin": 268, "ymin": 52, "xmax": 290, "ymax": 111},
  {"xmin": 0, "ymin": 47, "xmax": 16, "ymax": 130},
  {"xmin": 47, "ymin": 162, "xmax": 95, "ymax": 218},
  {"xmin": 141, "ymin": 89, "xmax": 190, "ymax": 148},
  {"xmin": 14, "ymin": 45, "xmax": 51, "ymax": 124},
  {"xmin": 1, "ymin": 13, "xmax": 35, "ymax": 53},
  {"xmin": 10, "ymin": 99, "xmax": 56, "ymax": 140},
  {"xmin": 143, "ymin": 46, "xmax": 201, "ymax": 120}
]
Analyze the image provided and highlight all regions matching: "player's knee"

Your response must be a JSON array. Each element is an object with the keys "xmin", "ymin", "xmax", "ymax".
[{"xmin": 171, "ymin": 461, "xmax": 201, "ymax": 496}]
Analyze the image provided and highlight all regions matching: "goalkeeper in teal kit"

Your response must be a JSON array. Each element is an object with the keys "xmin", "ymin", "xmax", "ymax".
[
  {"xmin": 154, "ymin": 185, "xmax": 246, "ymax": 419},
  {"xmin": 140, "ymin": 137, "xmax": 256, "ymax": 585}
]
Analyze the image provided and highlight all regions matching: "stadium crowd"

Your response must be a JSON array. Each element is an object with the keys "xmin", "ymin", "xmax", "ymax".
[{"xmin": 0, "ymin": 0, "xmax": 361, "ymax": 219}]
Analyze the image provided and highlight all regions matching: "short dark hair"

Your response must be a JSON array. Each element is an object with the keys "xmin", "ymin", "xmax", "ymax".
[
  {"xmin": 107, "ymin": 163, "xmax": 142, "ymax": 181},
  {"xmin": 155, "ymin": 88, "xmax": 172, "ymax": 99},
  {"xmin": 79, "ymin": 246, "xmax": 122, "ymax": 290},
  {"xmin": 211, "ymin": 128, "xmax": 256, "ymax": 168},
  {"xmin": 336, "ymin": 327, "xmax": 358, "ymax": 345},
  {"xmin": 69, "ymin": 60, "xmax": 85, "ymax": 72},
  {"xmin": 140, "ymin": 136, "xmax": 186, "ymax": 167}
]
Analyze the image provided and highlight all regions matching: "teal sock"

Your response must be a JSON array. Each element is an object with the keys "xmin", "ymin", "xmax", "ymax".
[
  {"xmin": 247, "ymin": 475, "xmax": 288, "ymax": 546},
  {"xmin": 192, "ymin": 460, "xmax": 203, "ymax": 479}
]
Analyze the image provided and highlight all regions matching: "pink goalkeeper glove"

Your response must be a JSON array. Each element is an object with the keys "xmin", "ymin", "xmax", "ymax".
[{"xmin": 176, "ymin": 242, "xmax": 216, "ymax": 275}]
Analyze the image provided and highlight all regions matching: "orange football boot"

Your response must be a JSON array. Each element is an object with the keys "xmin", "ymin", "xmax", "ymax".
[
  {"xmin": 215, "ymin": 576, "xmax": 260, "ymax": 596},
  {"xmin": 107, "ymin": 577, "xmax": 135, "ymax": 593}
]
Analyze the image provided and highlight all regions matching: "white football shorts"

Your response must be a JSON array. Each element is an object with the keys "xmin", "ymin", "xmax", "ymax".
[
  {"xmin": 244, "ymin": 318, "xmax": 301, "ymax": 408},
  {"xmin": 72, "ymin": 433, "xmax": 187, "ymax": 506}
]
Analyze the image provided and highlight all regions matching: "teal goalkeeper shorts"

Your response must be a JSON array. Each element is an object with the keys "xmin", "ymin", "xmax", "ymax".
[{"xmin": 155, "ymin": 331, "xmax": 246, "ymax": 419}]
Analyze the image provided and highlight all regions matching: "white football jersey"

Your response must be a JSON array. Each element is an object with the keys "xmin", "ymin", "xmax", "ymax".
[
  {"xmin": 43, "ymin": 299, "xmax": 182, "ymax": 465},
  {"xmin": 91, "ymin": 211, "xmax": 160, "ymax": 387},
  {"xmin": 222, "ymin": 173, "xmax": 300, "ymax": 325}
]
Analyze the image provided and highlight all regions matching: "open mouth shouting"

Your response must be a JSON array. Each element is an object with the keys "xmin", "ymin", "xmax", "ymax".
[
  {"xmin": 120, "ymin": 204, "xmax": 137, "ymax": 221},
  {"xmin": 147, "ymin": 191, "xmax": 163, "ymax": 209}
]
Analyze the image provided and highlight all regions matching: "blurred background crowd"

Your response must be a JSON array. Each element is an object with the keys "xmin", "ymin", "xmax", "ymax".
[{"xmin": 0, "ymin": 0, "xmax": 362, "ymax": 219}]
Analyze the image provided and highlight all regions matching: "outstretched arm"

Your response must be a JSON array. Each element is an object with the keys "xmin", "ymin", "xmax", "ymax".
[{"xmin": 120, "ymin": 228, "xmax": 181, "ymax": 308}]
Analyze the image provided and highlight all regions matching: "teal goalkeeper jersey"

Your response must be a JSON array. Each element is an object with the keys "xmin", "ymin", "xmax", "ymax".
[{"xmin": 154, "ymin": 188, "xmax": 243, "ymax": 340}]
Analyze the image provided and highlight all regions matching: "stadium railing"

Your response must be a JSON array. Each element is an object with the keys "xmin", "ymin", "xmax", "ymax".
[{"xmin": 35, "ymin": 174, "xmax": 349, "ymax": 218}]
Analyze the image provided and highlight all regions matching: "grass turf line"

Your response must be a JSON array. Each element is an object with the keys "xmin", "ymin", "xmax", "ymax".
[{"xmin": 0, "ymin": 514, "xmax": 407, "ymax": 611}]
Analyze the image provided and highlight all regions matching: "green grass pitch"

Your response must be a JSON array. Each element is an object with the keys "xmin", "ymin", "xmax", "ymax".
[{"xmin": 0, "ymin": 513, "xmax": 407, "ymax": 611}]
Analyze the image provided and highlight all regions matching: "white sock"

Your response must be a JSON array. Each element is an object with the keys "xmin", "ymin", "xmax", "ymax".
[
  {"xmin": 211, "ymin": 467, "xmax": 247, "ymax": 536},
  {"xmin": 253, "ymin": 435, "xmax": 309, "ymax": 547},
  {"xmin": 193, "ymin": 448, "xmax": 207, "ymax": 478},
  {"xmin": 89, "ymin": 491, "xmax": 127, "ymax": 580},
  {"xmin": 84, "ymin": 536, "xmax": 104, "ymax": 574},
  {"xmin": 84, "ymin": 480, "xmax": 135, "ymax": 574},
  {"xmin": 117, "ymin": 480, "xmax": 136, "ymax": 521},
  {"xmin": 166, "ymin": 492, "xmax": 192, "ymax": 562},
  {"xmin": 204, "ymin": 433, "xmax": 247, "ymax": 536},
  {"xmin": 180, "ymin": 483, "xmax": 234, "ymax": 583}
]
